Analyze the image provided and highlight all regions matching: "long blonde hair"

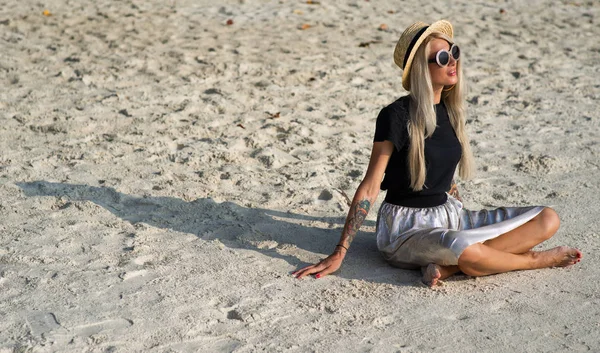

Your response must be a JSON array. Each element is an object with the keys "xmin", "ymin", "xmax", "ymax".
[{"xmin": 407, "ymin": 32, "xmax": 474, "ymax": 191}]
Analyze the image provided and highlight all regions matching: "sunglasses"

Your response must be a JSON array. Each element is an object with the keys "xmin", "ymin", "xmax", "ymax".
[{"xmin": 428, "ymin": 44, "xmax": 460, "ymax": 67}]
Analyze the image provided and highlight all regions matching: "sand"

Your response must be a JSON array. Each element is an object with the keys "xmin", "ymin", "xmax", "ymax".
[{"xmin": 1, "ymin": 0, "xmax": 599, "ymax": 351}]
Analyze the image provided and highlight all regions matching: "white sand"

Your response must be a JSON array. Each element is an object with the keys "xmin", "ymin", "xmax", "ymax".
[{"xmin": 1, "ymin": 0, "xmax": 599, "ymax": 351}]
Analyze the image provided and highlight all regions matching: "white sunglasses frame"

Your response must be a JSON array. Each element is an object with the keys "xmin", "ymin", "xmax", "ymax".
[{"xmin": 428, "ymin": 44, "xmax": 460, "ymax": 67}]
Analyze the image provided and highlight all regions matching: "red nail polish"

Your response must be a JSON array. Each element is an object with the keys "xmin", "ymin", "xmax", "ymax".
[{"xmin": 315, "ymin": 274, "xmax": 321, "ymax": 279}]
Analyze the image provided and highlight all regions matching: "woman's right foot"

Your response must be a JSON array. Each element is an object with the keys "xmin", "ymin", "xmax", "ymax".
[
  {"xmin": 421, "ymin": 264, "xmax": 442, "ymax": 287},
  {"xmin": 420, "ymin": 264, "xmax": 460, "ymax": 287}
]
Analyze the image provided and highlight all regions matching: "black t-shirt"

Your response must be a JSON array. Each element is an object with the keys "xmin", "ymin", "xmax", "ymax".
[{"xmin": 373, "ymin": 95, "xmax": 462, "ymax": 208}]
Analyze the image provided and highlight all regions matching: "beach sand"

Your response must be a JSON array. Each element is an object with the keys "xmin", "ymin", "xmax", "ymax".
[{"xmin": 1, "ymin": 0, "xmax": 599, "ymax": 351}]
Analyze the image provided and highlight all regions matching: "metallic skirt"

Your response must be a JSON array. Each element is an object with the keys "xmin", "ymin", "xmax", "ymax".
[{"xmin": 375, "ymin": 195, "xmax": 544, "ymax": 269}]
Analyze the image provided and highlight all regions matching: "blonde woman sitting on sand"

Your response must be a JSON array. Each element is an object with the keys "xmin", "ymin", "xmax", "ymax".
[{"xmin": 292, "ymin": 20, "xmax": 582, "ymax": 286}]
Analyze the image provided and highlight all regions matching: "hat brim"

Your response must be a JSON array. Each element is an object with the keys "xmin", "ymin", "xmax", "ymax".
[{"xmin": 399, "ymin": 20, "xmax": 454, "ymax": 91}]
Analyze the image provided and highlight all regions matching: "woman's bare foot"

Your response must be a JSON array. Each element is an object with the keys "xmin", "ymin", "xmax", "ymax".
[
  {"xmin": 421, "ymin": 264, "xmax": 442, "ymax": 287},
  {"xmin": 534, "ymin": 246, "xmax": 582, "ymax": 268},
  {"xmin": 420, "ymin": 264, "xmax": 460, "ymax": 287}
]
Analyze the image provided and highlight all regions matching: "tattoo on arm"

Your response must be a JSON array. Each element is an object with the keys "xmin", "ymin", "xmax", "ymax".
[{"xmin": 341, "ymin": 198, "xmax": 371, "ymax": 248}]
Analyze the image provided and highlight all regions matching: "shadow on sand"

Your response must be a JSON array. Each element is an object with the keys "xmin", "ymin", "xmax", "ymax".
[{"xmin": 17, "ymin": 181, "xmax": 420, "ymax": 286}]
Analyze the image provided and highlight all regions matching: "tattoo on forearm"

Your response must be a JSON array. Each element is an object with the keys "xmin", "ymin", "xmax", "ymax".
[{"xmin": 341, "ymin": 198, "xmax": 371, "ymax": 247}]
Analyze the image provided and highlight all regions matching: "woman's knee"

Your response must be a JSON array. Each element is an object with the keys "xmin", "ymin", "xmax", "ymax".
[
  {"xmin": 457, "ymin": 243, "xmax": 484, "ymax": 276},
  {"xmin": 538, "ymin": 207, "xmax": 560, "ymax": 239}
]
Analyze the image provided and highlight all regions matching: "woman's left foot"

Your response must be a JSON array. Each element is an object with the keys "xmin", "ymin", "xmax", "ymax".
[{"xmin": 421, "ymin": 264, "xmax": 442, "ymax": 287}]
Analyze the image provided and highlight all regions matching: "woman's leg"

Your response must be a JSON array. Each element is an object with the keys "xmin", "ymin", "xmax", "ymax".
[
  {"xmin": 457, "ymin": 244, "xmax": 581, "ymax": 277},
  {"xmin": 422, "ymin": 207, "xmax": 572, "ymax": 285},
  {"xmin": 482, "ymin": 207, "xmax": 560, "ymax": 254}
]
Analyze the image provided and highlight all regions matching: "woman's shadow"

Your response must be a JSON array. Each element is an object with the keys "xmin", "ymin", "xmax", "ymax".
[{"xmin": 17, "ymin": 181, "xmax": 419, "ymax": 286}]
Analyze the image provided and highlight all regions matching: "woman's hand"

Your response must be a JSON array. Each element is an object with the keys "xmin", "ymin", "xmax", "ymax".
[
  {"xmin": 448, "ymin": 179, "xmax": 462, "ymax": 202},
  {"xmin": 291, "ymin": 142, "xmax": 391, "ymax": 280},
  {"xmin": 292, "ymin": 250, "xmax": 345, "ymax": 279}
]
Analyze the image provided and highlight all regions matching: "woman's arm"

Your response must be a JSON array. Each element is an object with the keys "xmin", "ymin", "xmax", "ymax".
[
  {"xmin": 292, "ymin": 140, "xmax": 394, "ymax": 279},
  {"xmin": 336, "ymin": 141, "xmax": 394, "ymax": 250}
]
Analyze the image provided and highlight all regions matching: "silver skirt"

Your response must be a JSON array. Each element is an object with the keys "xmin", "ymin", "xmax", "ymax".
[{"xmin": 376, "ymin": 195, "xmax": 544, "ymax": 269}]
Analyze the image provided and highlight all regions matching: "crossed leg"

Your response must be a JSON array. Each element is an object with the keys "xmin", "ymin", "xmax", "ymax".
[{"xmin": 421, "ymin": 207, "xmax": 582, "ymax": 286}]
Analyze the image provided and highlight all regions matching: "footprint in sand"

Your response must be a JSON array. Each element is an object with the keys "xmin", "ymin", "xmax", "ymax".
[
  {"xmin": 119, "ymin": 269, "xmax": 149, "ymax": 281},
  {"xmin": 72, "ymin": 318, "xmax": 133, "ymax": 337},
  {"xmin": 131, "ymin": 254, "xmax": 154, "ymax": 266},
  {"xmin": 26, "ymin": 312, "xmax": 61, "ymax": 337}
]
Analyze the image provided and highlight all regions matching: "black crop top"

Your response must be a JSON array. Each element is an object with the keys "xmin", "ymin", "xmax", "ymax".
[{"xmin": 373, "ymin": 95, "xmax": 462, "ymax": 208}]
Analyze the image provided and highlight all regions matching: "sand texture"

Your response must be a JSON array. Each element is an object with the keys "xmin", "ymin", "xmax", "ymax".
[{"xmin": 1, "ymin": 0, "xmax": 599, "ymax": 352}]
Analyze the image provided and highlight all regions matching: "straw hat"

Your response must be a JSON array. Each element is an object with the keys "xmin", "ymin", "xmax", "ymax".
[{"xmin": 394, "ymin": 20, "xmax": 454, "ymax": 91}]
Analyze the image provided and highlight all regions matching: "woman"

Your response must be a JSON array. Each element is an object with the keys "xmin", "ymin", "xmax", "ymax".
[{"xmin": 292, "ymin": 20, "xmax": 582, "ymax": 286}]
